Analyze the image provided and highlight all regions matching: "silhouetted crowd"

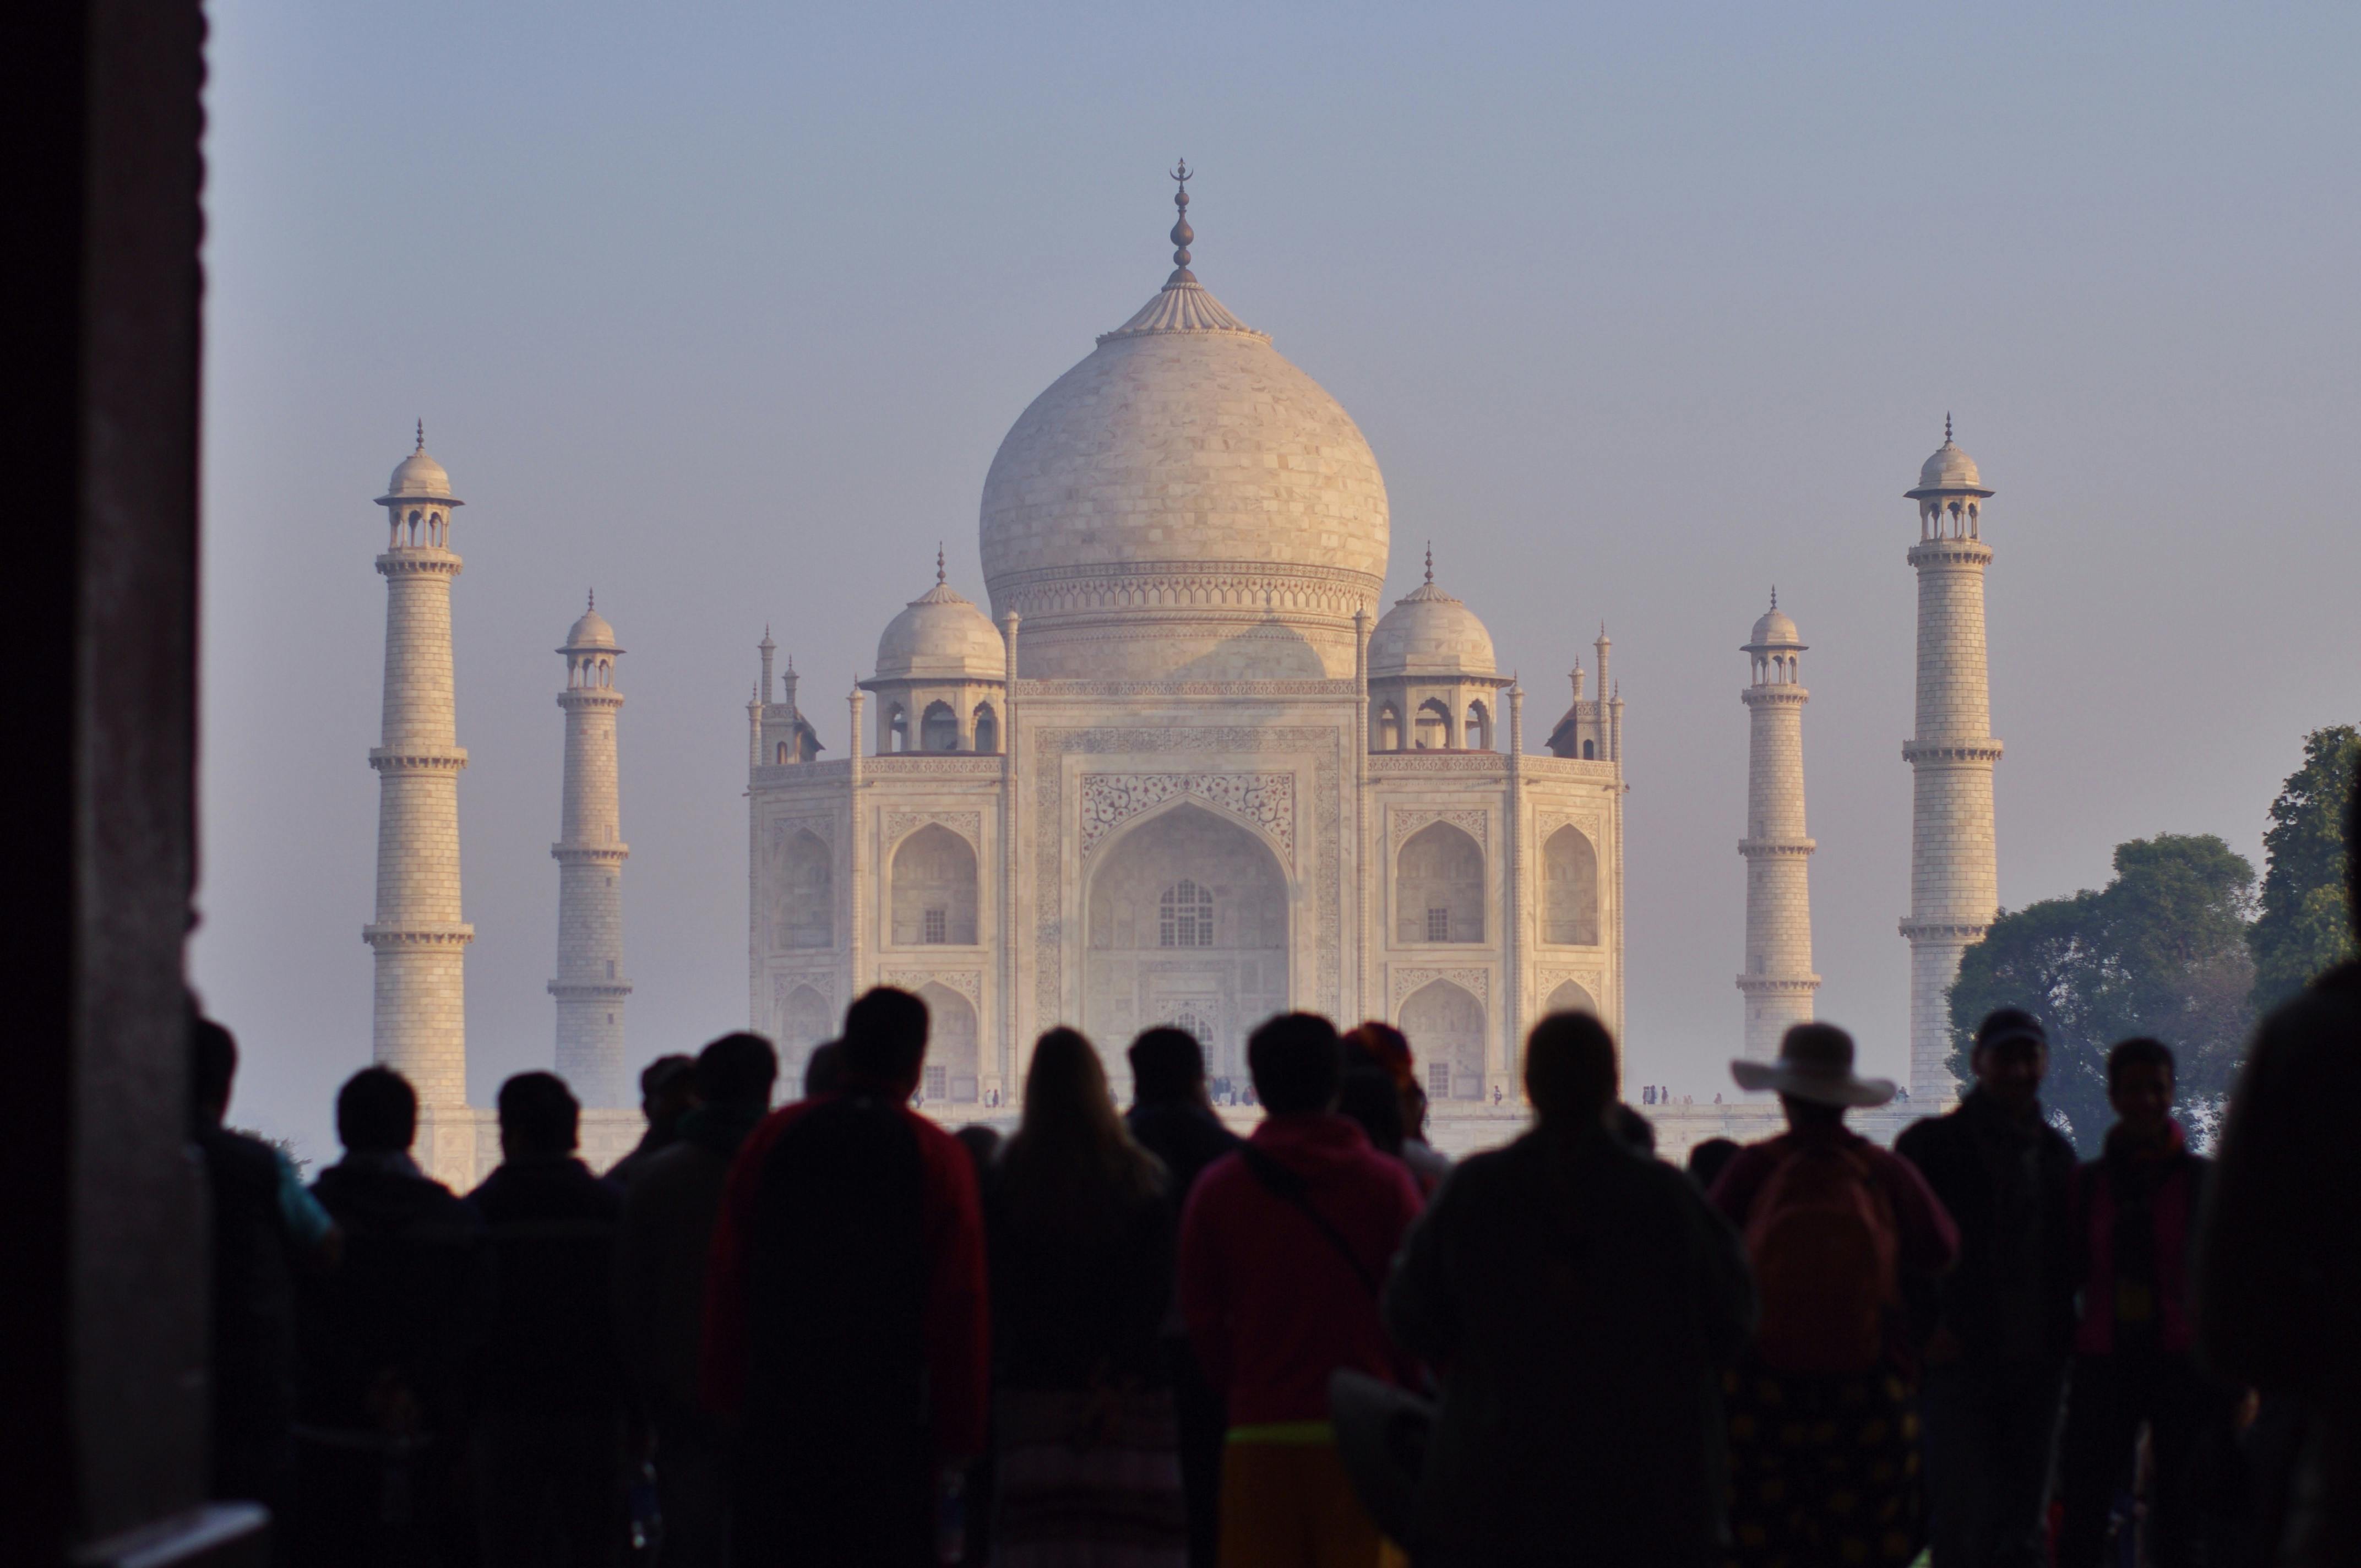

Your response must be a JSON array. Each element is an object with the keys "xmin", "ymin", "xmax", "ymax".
[{"xmin": 191, "ymin": 873, "xmax": 2361, "ymax": 1566}]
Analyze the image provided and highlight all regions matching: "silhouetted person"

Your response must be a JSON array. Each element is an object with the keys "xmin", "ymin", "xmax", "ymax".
[
  {"xmin": 468, "ymin": 1071, "xmax": 627, "ymax": 1568},
  {"xmin": 1127, "ymin": 1026, "xmax": 1244, "ymax": 1568},
  {"xmin": 1609, "ymin": 1101, "xmax": 1657, "ymax": 1156},
  {"xmin": 1896, "ymin": 1008, "xmax": 2078, "ymax": 1568},
  {"xmin": 988, "ymin": 1028, "xmax": 1183, "ymax": 1562},
  {"xmin": 1687, "ymin": 1136, "xmax": 1741, "ymax": 1193},
  {"xmin": 704, "ymin": 987, "xmax": 988, "ymax": 1567},
  {"xmin": 192, "ymin": 1015, "xmax": 335, "ymax": 1525},
  {"xmin": 2200, "ymin": 780, "xmax": 2361, "ymax": 1568},
  {"xmin": 2055, "ymin": 1038, "xmax": 2227, "ymax": 1567},
  {"xmin": 1179, "ymin": 1013, "xmax": 1423, "ymax": 1568},
  {"xmin": 1712, "ymin": 1023, "xmax": 1959, "ymax": 1568},
  {"xmin": 1345, "ymin": 1021, "xmax": 1449, "ymax": 1193},
  {"xmin": 293, "ymin": 1066, "xmax": 482, "ymax": 1567},
  {"xmin": 613, "ymin": 1033, "xmax": 776, "ymax": 1568},
  {"xmin": 801, "ymin": 1038, "xmax": 844, "ymax": 1099},
  {"xmin": 607, "ymin": 1054, "xmax": 695, "ymax": 1188},
  {"xmin": 1385, "ymin": 1011, "xmax": 1755, "ymax": 1567}
]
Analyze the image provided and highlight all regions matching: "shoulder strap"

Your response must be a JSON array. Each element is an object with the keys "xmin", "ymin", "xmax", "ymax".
[{"xmin": 1239, "ymin": 1144, "xmax": 1381, "ymax": 1299}]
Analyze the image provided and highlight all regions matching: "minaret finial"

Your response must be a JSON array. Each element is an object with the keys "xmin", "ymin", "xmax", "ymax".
[
  {"xmin": 1424, "ymin": 542, "xmax": 1433, "ymax": 584},
  {"xmin": 1945, "ymin": 411, "xmax": 1954, "ymax": 443},
  {"xmin": 1168, "ymin": 159, "xmax": 1195, "ymax": 282},
  {"xmin": 1770, "ymin": 586, "xmax": 1777, "ymax": 610},
  {"xmin": 937, "ymin": 543, "xmax": 946, "ymax": 585},
  {"xmin": 587, "ymin": 587, "xmax": 595, "ymax": 611},
  {"xmin": 415, "ymin": 417, "xmax": 425, "ymax": 452}
]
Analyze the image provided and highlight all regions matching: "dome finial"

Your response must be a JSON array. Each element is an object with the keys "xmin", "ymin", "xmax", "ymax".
[
  {"xmin": 1167, "ymin": 159, "xmax": 1195, "ymax": 283},
  {"xmin": 415, "ymin": 417, "xmax": 425, "ymax": 453},
  {"xmin": 1424, "ymin": 542, "xmax": 1434, "ymax": 584},
  {"xmin": 1769, "ymin": 586, "xmax": 1777, "ymax": 610},
  {"xmin": 937, "ymin": 543, "xmax": 946, "ymax": 585},
  {"xmin": 587, "ymin": 587, "xmax": 595, "ymax": 611},
  {"xmin": 1945, "ymin": 411, "xmax": 1953, "ymax": 444}
]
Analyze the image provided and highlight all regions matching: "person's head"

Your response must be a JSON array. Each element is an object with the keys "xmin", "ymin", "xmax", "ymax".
[
  {"xmin": 841, "ymin": 987, "xmax": 929, "ymax": 1094},
  {"xmin": 1247, "ymin": 1013, "xmax": 1344, "ymax": 1115},
  {"xmin": 1128, "ymin": 1026, "xmax": 1207, "ymax": 1107},
  {"xmin": 1972, "ymin": 1009, "xmax": 2049, "ymax": 1114},
  {"xmin": 336, "ymin": 1066, "xmax": 417, "ymax": 1154},
  {"xmin": 1002, "ymin": 1028, "xmax": 1163, "ymax": 1233},
  {"xmin": 1609, "ymin": 1102, "xmax": 1657, "ymax": 1155},
  {"xmin": 953, "ymin": 1123, "xmax": 1002, "ymax": 1184},
  {"xmin": 639, "ymin": 1054, "xmax": 697, "ymax": 1129},
  {"xmin": 190, "ymin": 1016, "xmax": 238, "ymax": 1127},
  {"xmin": 694, "ymin": 1032, "xmax": 778, "ymax": 1108},
  {"xmin": 801, "ymin": 1041, "xmax": 844, "ymax": 1099},
  {"xmin": 1336, "ymin": 1064, "xmax": 1406, "ymax": 1155},
  {"xmin": 1523, "ymin": 1011, "xmax": 1618, "ymax": 1128},
  {"xmin": 1342, "ymin": 1021, "xmax": 1414, "ymax": 1085},
  {"xmin": 1687, "ymin": 1136, "xmax": 1741, "ymax": 1192},
  {"xmin": 496, "ymin": 1071, "xmax": 580, "ymax": 1159},
  {"xmin": 2106, "ymin": 1037, "xmax": 2177, "ymax": 1145}
]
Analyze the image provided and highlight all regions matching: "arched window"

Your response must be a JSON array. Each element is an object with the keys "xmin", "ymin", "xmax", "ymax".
[
  {"xmin": 1464, "ymin": 700, "xmax": 1492, "ymax": 751},
  {"xmin": 886, "ymin": 705, "xmax": 909, "ymax": 753},
  {"xmin": 406, "ymin": 508, "xmax": 421, "ymax": 546},
  {"xmin": 1376, "ymin": 704, "xmax": 1400, "ymax": 752},
  {"xmin": 1401, "ymin": 979, "xmax": 1486, "ymax": 1101},
  {"xmin": 891, "ymin": 824, "xmax": 978, "ymax": 945},
  {"xmin": 1542, "ymin": 825, "xmax": 1601, "ymax": 945},
  {"xmin": 1397, "ymin": 821, "xmax": 1484, "ymax": 944},
  {"xmin": 775, "ymin": 741, "xmax": 790, "ymax": 765},
  {"xmin": 921, "ymin": 701, "xmax": 959, "ymax": 752},
  {"xmin": 1582, "ymin": 739, "xmax": 1595, "ymax": 760},
  {"xmin": 777, "ymin": 829, "xmax": 833, "ymax": 949},
  {"xmin": 1158, "ymin": 880, "xmax": 1215, "ymax": 948},
  {"xmin": 972, "ymin": 703, "xmax": 999, "ymax": 755},
  {"xmin": 1414, "ymin": 700, "xmax": 1452, "ymax": 750},
  {"xmin": 1544, "ymin": 978, "xmax": 1598, "ymax": 1016}
]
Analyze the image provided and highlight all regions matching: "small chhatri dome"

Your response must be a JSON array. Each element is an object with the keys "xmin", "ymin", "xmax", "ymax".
[
  {"xmin": 875, "ymin": 559, "xmax": 1005, "ymax": 679},
  {"xmin": 1747, "ymin": 589, "xmax": 1802, "ymax": 650},
  {"xmin": 1368, "ymin": 554, "xmax": 1498, "ymax": 677},
  {"xmin": 1907, "ymin": 413, "xmax": 1994, "ymax": 499},
  {"xmin": 564, "ymin": 590, "xmax": 618, "ymax": 651},
  {"xmin": 380, "ymin": 419, "xmax": 460, "ymax": 504}
]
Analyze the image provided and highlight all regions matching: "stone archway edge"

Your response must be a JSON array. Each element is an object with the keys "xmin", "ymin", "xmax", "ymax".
[{"xmin": 1078, "ymin": 771, "xmax": 1296, "ymax": 862}]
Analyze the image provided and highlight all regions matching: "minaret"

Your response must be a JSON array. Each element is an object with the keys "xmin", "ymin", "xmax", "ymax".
[
  {"xmin": 1738, "ymin": 591, "xmax": 1819, "ymax": 1062},
  {"xmin": 365, "ymin": 424, "xmax": 474, "ymax": 1108},
  {"xmin": 1901, "ymin": 417, "xmax": 2003, "ymax": 1104},
  {"xmin": 551, "ymin": 593, "xmax": 630, "ymax": 1108}
]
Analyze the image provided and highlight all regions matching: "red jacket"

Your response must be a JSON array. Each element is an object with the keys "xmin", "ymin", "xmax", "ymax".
[
  {"xmin": 700, "ymin": 1086, "xmax": 989, "ymax": 1461},
  {"xmin": 1178, "ymin": 1113, "xmax": 1424, "ymax": 1427},
  {"xmin": 2070, "ymin": 1122, "xmax": 2205, "ymax": 1357}
]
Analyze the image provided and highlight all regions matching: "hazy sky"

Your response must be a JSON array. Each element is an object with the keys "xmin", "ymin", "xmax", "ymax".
[{"xmin": 195, "ymin": 2, "xmax": 2361, "ymax": 1159}]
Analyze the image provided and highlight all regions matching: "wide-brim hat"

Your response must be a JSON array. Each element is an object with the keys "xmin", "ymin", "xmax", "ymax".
[{"xmin": 1731, "ymin": 1028, "xmax": 1896, "ymax": 1108}]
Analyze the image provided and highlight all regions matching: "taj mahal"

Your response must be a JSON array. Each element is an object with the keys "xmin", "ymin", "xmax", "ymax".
[{"xmin": 361, "ymin": 170, "xmax": 2005, "ymax": 1180}]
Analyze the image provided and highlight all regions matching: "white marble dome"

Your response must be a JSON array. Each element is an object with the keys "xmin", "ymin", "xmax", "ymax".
[
  {"xmin": 1910, "ymin": 435, "xmax": 1990, "ymax": 497},
  {"xmin": 1369, "ymin": 573, "xmax": 1497, "ymax": 677},
  {"xmin": 977, "ymin": 264, "xmax": 1390, "ymax": 677},
  {"xmin": 383, "ymin": 439, "xmax": 455, "ymax": 502},
  {"xmin": 1748, "ymin": 603, "xmax": 1800, "ymax": 649},
  {"xmin": 565, "ymin": 604, "xmax": 619, "ymax": 650},
  {"xmin": 875, "ymin": 573, "xmax": 1005, "ymax": 680}
]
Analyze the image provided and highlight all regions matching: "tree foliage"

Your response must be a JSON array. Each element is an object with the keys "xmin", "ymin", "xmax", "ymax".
[
  {"xmin": 2248, "ymin": 725, "xmax": 2359, "ymax": 1015},
  {"xmin": 1947, "ymin": 834, "xmax": 2255, "ymax": 1153}
]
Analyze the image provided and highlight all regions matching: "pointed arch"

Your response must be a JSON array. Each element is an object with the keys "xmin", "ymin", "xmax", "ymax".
[
  {"xmin": 918, "ymin": 982, "xmax": 980, "ymax": 1103},
  {"xmin": 778, "ymin": 983, "xmax": 831, "ymax": 1082},
  {"xmin": 1544, "ymin": 978, "xmax": 1597, "ymax": 1016},
  {"xmin": 777, "ymin": 829, "xmax": 833, "ymax": 949},
  {"xmin": 971, "ymin": 701, "xmax": 999, "ymax": 755},
  {"xmin": 1542, "ymin": 825, "xmax": 1600, "ymax": 946},
  {"xmin": 1398, "ymin": 821, "xmax": 1484, "ymax": 944},
  {"xmin": 1401, "ymin": 979, "xmax": 1486, "ymax": 1101},
  {"xmin": 1413, "ymin": 699, "xmax": 1452, "ymax": 750},
  {"xmin": 891, "ymin": 824, "xmax": 977, "ymax": 945},
  {"xmin": 921, "ymin": 700, "xmax": 959, "ymax": 753}
]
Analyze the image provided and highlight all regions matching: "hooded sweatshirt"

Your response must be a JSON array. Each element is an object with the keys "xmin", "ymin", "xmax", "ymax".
[{"xmin": 1178, "ymin": 1113, "xmax": 1424, "ymax": 1427}]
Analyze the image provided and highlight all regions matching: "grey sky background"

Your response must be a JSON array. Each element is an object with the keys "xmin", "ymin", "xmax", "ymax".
[{"xmin": 193, "ymin": 1, "xmax": 2361, "ymax": 1160}]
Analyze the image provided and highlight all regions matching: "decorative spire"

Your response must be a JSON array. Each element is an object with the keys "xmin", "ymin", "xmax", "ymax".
[
  {"xmin": 415, "ymin": 418, "xmax": 425, "ymax": 452},
  {"xmin": 1945, "ymin": 411, "xmax": 1954, "ymax": 444},
  {"xmin": 1770, "ymin": 586, "xmax": 1777, "ymax": 610},
  {"xmin": 587, "ymin": 587, "xmax": 595, "ymax": 611},
  {"xmin": 937, "ymin": 543, "xmax": 946, "ymax": 585},
  {"xmin": 1424, "ymin": 542, "xmax": 1434, "ymax": 584},
  {"xmin": 1168, "ymin": 159, "xmax": 1195, "ymax": 284}
]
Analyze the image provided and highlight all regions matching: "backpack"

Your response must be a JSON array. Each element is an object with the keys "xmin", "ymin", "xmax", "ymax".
[{"xmin": 1743, "ymin": 1143, "xmax": 1900, "ymax": 1374}]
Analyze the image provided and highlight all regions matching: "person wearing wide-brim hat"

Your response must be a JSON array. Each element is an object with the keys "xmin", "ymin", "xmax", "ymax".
[
  {"xmin": 1728, "ymin": 1023, "xmax": 1898, "ymax": 1108},
  {"xmin": 1706, "ymin": 1025, "xmax": 1961, "ymax": 1568}
]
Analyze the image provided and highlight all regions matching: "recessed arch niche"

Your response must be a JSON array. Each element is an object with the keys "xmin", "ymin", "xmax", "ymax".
[
  {"xmin": 1543, "ymin": 978, "xmax": 1598, "ymax": 1016},
  {"xmin": 918, "ymin": 982, "xmax": 980, "ymax": 1104},
  {"xmin": 776, "ymin": 829, "xmax": 833, "ymax": 949},
  {"xmin": 891, "ymin": 824, "xmax": 978, "ymax": 945},
  {"xmin": 1542, "ymin": 825, "xmax": 1600, "ymax": 946},
  {"xmin": 1397, "ymin": 821, "xmax": 1484, "ymax": 944},
  {"xmin": 777, "ymin": 983, "xmax": 832, "ymax": 1082},
  {"xmin": 1401, "ymin": 979, "xmax": 1486, "ymax": 1101},
  {"xmin": 1084, "ymin": 802, "xmax": 1288, "ymax": 1086}
]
